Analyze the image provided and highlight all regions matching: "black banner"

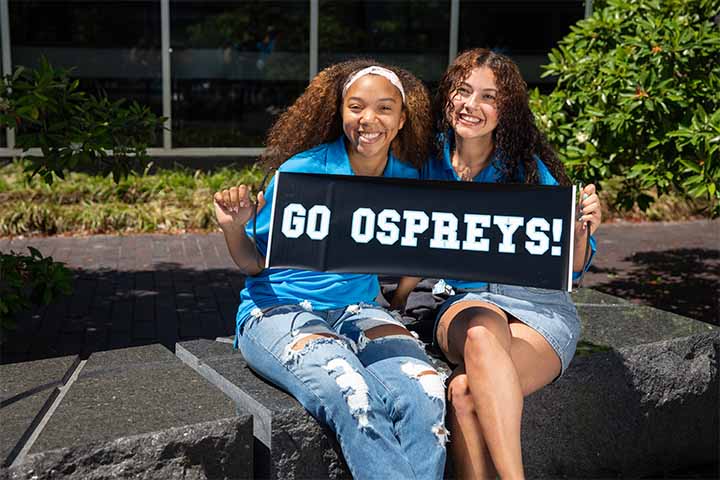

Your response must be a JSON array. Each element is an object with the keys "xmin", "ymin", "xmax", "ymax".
[{"xmin": 266, "ymin": 172, "xmax": 577, "ymax": 291}]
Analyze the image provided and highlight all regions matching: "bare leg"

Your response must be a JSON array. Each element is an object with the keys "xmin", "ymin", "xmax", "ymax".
[
  {"xmin": 447, "ymin": 366, "xmax": 496, "ymax": 479},
  {"xmin": 462, "ymin": 316, "xmax": 524, "ymax": 478},
  {"xmin": 439, "ymin": 301, "xmax": 524, "ymax": 479},
  {"xmin": 438, "ymin": 299, "xmax": 565, "ymax": 480},
  {"xmin": 508, "ymin": 320, "xmax": 562, "ymax": 397}
]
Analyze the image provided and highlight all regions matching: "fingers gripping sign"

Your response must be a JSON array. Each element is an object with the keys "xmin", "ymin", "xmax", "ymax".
[
  {"xmin": 575, "ymin": 183, "xmax": 602, "ymax": 236},
  {"xmin": 212, "ymin": 184, "xmax": 269, "ymax": 275},
  {"xmin": 213, "ymin": 185, "xmax": 267, "ymax": 230}
]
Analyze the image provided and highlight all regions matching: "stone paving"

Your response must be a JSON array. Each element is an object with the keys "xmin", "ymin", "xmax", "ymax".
[
  {"xmin": 582, "ymin": 219, "xmax": 719, "ymax": 324},
  {"xmin": 0, "ymin": 234, "xmax": 245, "ymax": 364}
]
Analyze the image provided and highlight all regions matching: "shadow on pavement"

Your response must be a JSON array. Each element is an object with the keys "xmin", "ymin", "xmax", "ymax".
[
  {"xmin": 589, "ymin": 248, "xmax": 719, "ymax": 325},
  {"xmin": 0, "ymin": 264, "xmax": 243, "ymax": 365}
]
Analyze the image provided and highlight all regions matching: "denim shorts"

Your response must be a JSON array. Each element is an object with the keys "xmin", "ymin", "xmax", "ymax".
[{"xmin": 432, "ymin": 283, "xmax": 581, "ymax": 375}]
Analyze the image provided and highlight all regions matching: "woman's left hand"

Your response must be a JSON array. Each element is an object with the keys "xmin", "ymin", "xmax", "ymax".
[{"xmin": 576, "ymin": 183, "xmax": 602, "ymax": 236}]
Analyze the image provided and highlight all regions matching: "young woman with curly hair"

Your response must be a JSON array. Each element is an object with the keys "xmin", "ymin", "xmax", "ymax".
[
  {"xmin": 391, "ymin": 49, "xmax": 602, "ymax": 479},
  {"xmin": 213, "ymin": 59, "xmax": 447, "ymax": 479}
]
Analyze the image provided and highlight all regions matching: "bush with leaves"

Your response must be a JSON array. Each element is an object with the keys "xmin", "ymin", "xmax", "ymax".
[
  {"xmin": 530, "ymin": 0, "xmax": 720, "ymax": 215},
  {"xmin": 0, "ymin": 57, "xmax": 165, "ymax": 183},
  {"xmin": 0, "ymin": 247, "xmax": 72, "ymax": 332},
  {"xmin": 0, "ymin": 58, "xmax": 164, "ymax": 330}
]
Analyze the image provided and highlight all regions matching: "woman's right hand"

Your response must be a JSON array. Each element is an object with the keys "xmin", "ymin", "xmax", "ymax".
[
  {"xmin": 213, "ymin": 185, "xmax": 266, "ymax": 230},
  {"xmin": 390, "ymin": 276, "xmax": 422, "ymax": 311}
]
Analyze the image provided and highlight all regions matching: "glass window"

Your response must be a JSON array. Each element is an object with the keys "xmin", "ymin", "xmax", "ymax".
[
  {"xmin": 9, "ymin": 0, "xmax": 163, "ymax": 146},
  {"xmin": 319, "ymin": 1, "xmax": 450, "ymax": 87},
  {"xmin": 1, "ymin": 27, "xmax": 5, "ymax": 148},
  {"xmin": 459, "ymin": 1, "xmax": 584, "ymax": 89},
  {"xmin": 170, "ymin": 1, "xmax": 309, "ymax": 147}
]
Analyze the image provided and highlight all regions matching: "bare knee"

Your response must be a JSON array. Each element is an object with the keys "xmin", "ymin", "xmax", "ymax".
[
  {"xmin": 448, "ymin": 374, "xmax": 475, "ymax": 416},
  {"xmin": 464, "ymin": 324, "xmax": 510, "ymax": 368}
]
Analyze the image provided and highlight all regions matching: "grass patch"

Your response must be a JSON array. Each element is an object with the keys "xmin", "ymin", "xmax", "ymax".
[
  {"xmin": 574, "ymin": 340, "xmax": 613, "ymax": 357},
  {"xmin": 0, "ymin": 160, "xmax": 266, "ymax": 236},
  {"xmin": 0, "ymin": 160, "xmax": 709, "ymax": 237}
]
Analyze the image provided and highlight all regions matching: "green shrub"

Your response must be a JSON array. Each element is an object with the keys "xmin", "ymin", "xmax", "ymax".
[
  {"xmin": 531, "ymin": 0, "xmax": 720, "ymax": 216},
  {"xmin": 0, "ymin": 247, "xmax": 72, "ymax": 332},
  {"xmin": 0, "ymin": 161, "xmax": 266, "ymax": 235},
  {"xmin": 0, "ymin": 57, "xmax": 165, "ymax": 184}
]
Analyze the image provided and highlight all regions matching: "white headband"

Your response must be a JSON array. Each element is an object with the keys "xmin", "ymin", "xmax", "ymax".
[{"xmin": 342, "ymin": 66, "xmax": 406, "ymax": 104}]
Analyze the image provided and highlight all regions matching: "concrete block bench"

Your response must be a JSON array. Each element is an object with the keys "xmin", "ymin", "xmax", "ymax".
[
  {"xmin": 1, "ymin": 344, "xmax": 253, "ymax": 480},
  {"xmin": 176, "ymin": 289, "xmax": 718, "ymax": 479},
  {"xmin": 176, "ymin": 339, "xmax": 350, "ymax": 479}
]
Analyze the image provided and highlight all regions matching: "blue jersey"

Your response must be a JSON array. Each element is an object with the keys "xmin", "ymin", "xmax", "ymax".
[
  {"xmin": 236, "ymin": 136, "xmax": 420, "ymax": 333},
  {"xmin": 421, "ymin": 133, "xmax": 596, "ymax": 290}
]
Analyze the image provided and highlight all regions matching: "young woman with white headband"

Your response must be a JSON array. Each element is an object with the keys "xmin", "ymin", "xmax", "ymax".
[{"xmin": 213, "ymin": 59, "xmax": 447, "ymax": 478}]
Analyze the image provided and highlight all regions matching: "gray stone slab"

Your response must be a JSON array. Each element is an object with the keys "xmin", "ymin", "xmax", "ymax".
[
  {"xmin": 570, "ymin": 287, "xmax": 632, "ymax": 305},
  {"xmin": 176, "ymin": 339, "xmax": 350, "ymax": 480},
  {"xmin": 6, "ymin": 415, "xmax": 253, "ymax": 480},
  {"xmin": 31, "ymin": 344, "xmax": 240, "ymax": 453},
  {"xmin": 0, "ymin": 356, "xmax": 79, "ymax": 466},
  {"xmin": 576, "ymin": 291, "xmax": 716, "ymax": 350},
  {"xmin": 522, "ymin": 332, "xmax": 719, "ymax": 478}
]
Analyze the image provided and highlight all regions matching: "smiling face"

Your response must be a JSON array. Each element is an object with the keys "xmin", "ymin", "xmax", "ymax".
[
  {"xmin": 342, "ymin": 74, "xmax": 406, "ymax": 168},
  {"xmin": 449, "ymin": 66, "xmax": 498, "ymax": 141}
]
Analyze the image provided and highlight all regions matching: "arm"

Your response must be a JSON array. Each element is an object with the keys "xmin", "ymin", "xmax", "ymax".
[
  {"xmin": 573, "ymin": 183, "xmax": 602, "ymax": 274},
  {"xmin": 213, "ymin": 186, "xmax": 267, "ymax": 276},
  {"xmin": 390, "ymin": 276, "xmax": 422, "ymax": 311}
]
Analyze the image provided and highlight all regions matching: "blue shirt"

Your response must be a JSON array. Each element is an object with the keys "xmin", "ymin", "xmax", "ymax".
[
  {"xmin": 236, "ymin": 136, "xmax": 420, "ymax": 333},
  {"xmin": 421, "ymin": 133, "xmax": 596, "ymax": 290}
]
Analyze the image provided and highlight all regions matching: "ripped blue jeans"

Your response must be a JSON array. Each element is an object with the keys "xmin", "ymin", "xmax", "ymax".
[{"xmin": 237, "ymin": 302, "xmax": 447, "ymax": 479}]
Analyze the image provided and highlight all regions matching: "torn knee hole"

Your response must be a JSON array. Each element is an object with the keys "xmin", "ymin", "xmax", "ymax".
[
  {"xmin": 364, "ymin": 324, "xmax": 415, "ymax": 340},
  {"xmin": 290, "ymin": 332, "xmax": 341, "ymax": 351},
  {"xmin": 283, "ymin": 333, "xmax": 352, "ymax": 365}
]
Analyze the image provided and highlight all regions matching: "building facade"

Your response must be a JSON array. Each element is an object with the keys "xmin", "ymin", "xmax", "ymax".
[{"xmin": 0, "ymin": 0, "xmax": 592, "ymax": 157}]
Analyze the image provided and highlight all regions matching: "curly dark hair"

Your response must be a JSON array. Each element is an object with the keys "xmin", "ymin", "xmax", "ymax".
[
  {"xmin": 261, "ymin": 58, "xmax": 432, "ymax": 169},
  {"xmin": 434, "ymin": 48, "xmax": 570, "ymax": 185}
]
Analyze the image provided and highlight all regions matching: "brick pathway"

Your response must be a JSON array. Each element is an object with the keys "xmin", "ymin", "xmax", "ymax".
[
  {"xmin": 1, "ymin": 219, "xmax": 718, "ymax": 364},
  {"xmin": 0, "ymin": 234, "xmax": 245, "ymax": 364}
]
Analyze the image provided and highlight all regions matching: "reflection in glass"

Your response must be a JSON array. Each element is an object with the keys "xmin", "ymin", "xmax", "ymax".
[
  {"xmin": 9, "ymin": 0, "xmax": 163, "ymax": 146},
  {"xmin": 459, "ymin": 1, "xmax": 584, "ymax": 89},
  {"xmin": 171, "ymin": 1, "xmax": 309, "ymax": 147},
  {"xmin": 319, "ymin": 1, "xmax": 450, "ymax": 86}
]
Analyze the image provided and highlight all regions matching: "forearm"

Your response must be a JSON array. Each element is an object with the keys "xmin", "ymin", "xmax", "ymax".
[
  {"xmin": 572, "ymin": 226, "xmax": 591, "ymax": 273},
  {"xmin": 221, "ymin": 223, "xmax": 265, "ymax": 276},
  {"xmin": 390, "ymin": 276, "xmax": 422, "ymax": 310}
]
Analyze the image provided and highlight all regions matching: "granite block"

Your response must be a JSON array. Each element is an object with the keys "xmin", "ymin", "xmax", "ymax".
[
  {"xmin": 0, "ymin": 356, "xmax": 79, "ymax": 466},
  {"xmin": 8, "ymin": 416, "xmax": 253, "ymax": 480},
  {"xmin": 522, "ymin": 332, "xmax": 719, "ymax": 478},
  {"xmin": 576, "ymin": 289, "xmax": 716, "ymax": 349},
  {"xmin": 176, "ymin": 339, "xmax": 350, "ymax": 480},
  {"xmin": 31, "ymin": 344, "xmax": 239, "ymax": 453}
]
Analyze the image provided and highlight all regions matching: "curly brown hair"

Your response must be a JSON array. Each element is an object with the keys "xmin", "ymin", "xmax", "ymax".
[
  {"xmin": 261, "ymin": 59, "xmax": 432, "ymax": 169},
  {"xmin": 434, "ymin": 48, "xmax": 570, "ymax": 185}
]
